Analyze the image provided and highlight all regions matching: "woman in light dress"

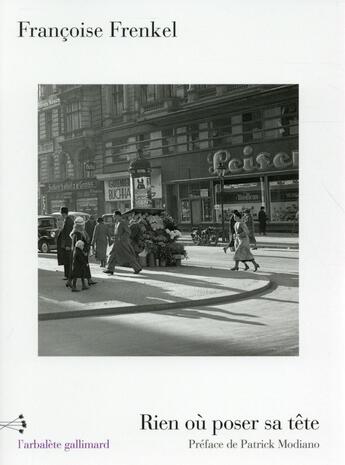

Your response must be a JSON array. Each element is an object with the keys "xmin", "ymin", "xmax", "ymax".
[{"xmin": 231, "ymin": 211, "xmax": 260, "ymax": 272}]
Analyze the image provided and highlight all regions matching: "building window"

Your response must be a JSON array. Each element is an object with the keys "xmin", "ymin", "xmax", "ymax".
[
  {"xmin": 104, "ymin": 138, "xmax": 129, "ymax": 164},
  {"xmin": 281, "ymin": 104, "xmax": 298, "ymax": 136},
  {"xmin": 39, "ymin": 85, "xmax": 54, "ymax": 99},
  {"xmin": 45, "ymin": 110, "xmax": 53, "ymax": 139},
  {"xmin": 269, "ymin": 178, "xmax": 299, "ymax": 222},
  {"xmin": 212, "ymin": 118, "xmax": 231, "ymax": 148},
  {"xmin": 137, "ymin": 133, "xmax": 151, "ymax": 154},
  {"xmin": 242, "ymin": 111, "xmax": 262, "ymax": 143},
  {"xmin": 141, "ymin": 85, "xmax": 159, "ymax": 104},
  {"xmin": 60, "ymin": 153, "xmax": 67, "ymax": 180},
  {"xmin": 38, "ymin": 159, "xmax": 43, "ymax": 182},
  {"xmin": 65, "ymin": 101, "xmax": 81, "ymax": 132},
  {"xmin": 187, "ymin": 124, "xmax": 200, "ymax": 151},
  {"xmin": 112, "ymin": 85, "xmax": 124, "ymax": 116},
  {"xmin": 48, "ymin": 156, "xmax": 55, "ymax": 181},
  {"xmin": 162, "ymin": 129, "xmax": 175, "ymax": 154}
]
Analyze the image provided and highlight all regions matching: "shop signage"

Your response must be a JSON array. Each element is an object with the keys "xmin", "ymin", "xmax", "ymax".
[
  {"xmin": 104, "ymin": 178, "xmax": 131, "ymax": 202},
  {"xmin": 38, "ymin": 95, "xmax": 60, "ymax": 109},
  {"xmin": 208, "ymin": 148, "xmax": 299, "ymax": 176},
  {"xmin": 227, "ymin": 192, "xmax": 261, "ymax": 202},
  {"xmin": 47, "ymin": 179, "xmax": 98, "ymax": 192},
  {"xmin": 132, "ymin": 176, "xmax": 152, "ymax": 208},
  {"xmin": 85, "ymin": 161, "xmax": 96, "ymax": 171}
]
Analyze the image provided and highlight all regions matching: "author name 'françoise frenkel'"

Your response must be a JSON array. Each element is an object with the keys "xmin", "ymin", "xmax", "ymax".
[{"xmin": 17, "ymin": 20, "xmax": 177, "ymax": 41}]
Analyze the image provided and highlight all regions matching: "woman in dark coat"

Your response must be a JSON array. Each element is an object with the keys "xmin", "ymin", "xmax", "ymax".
[
  {"xmin": 91, "ymin": 217, "xmax": 111, "ymax": 268},
  {"xmin": 223, "ymin": 211, "xmax": 236, "ymax": 253},
  {"xmin": 70, "ymin": 240, "xmax": 89, "ymax": 291},
  {"xmin": 68, "ymin": 217, "xmax": 97, "ymax": 287}
]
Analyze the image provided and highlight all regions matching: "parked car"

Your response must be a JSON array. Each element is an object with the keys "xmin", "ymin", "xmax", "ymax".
[
  {"xmin": 38, "ymin": 215, "xmax": 59, "ymax": 253},
  {"xmin": 38, "ymin": 211, "xmax": 91, "ymax": 253},
  {"xmin": 51, "ymin": 211, "xmax": 91, "ymax": 224}
]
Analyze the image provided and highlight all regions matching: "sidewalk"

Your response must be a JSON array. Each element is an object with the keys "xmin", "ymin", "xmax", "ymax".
[
  {"xmin": 38, "ymin": 256, "xmax": 272, "ymax": 320},
  {"xmin": 179, "ymin": 233, "xmax": 299, "ymax": 249}
]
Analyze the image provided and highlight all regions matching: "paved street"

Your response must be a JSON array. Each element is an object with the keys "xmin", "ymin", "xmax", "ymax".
[{"xmin": 38, "ymin": 245, "xmax": 298, "ymax": 356}]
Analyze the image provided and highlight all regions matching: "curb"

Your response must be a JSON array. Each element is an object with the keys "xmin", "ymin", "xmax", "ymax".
[
  {"xmin": 38, "ymin": 280, "xmax": 275, "ymax": 322},
  {"xmin": 178, "ymin": 241, "xmax": 298, "ymax": 250}
]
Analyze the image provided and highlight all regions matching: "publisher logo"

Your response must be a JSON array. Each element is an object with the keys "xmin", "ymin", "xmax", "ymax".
[{"xmin": 0, "ymin": 415, "xmax": 27, "ymax": 434}]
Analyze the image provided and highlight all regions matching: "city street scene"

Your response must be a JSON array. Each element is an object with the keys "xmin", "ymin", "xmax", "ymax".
[{"xmin": 38, "ymin": 84, "xmax": 299, "ymax": 356}]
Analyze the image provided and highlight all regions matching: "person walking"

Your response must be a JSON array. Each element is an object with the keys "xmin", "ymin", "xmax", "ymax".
[
  {"xmin": 69, "ymin": 216, "xmax": 97, "ymax": 287},
  {"xmin": 91, "ymin": 217, "xmax": 111, "ymax": 268},
  {"xmin": 223, "ymin": 210, "xmax": 236, "ymax": 253},
  {"xmin": 85, "ymin": 215, "xmax": 96, "ymax": 240},
  {"xmin": 56, "ymin": 206, "xmax": 74, "ymax": 285},
  {"xmin": 243, "ymin": 208, "xmax": 257, "ymax": 249},
  {"xmin": 231, "ymin": 211, "xmax": 260, "ymax": 272},
  {"xmin": 70, "ymin": 240, "xmax": 89, "ymax": 292},
  {"xmin": 103, "ymin": 211, "xmax": 142, "ymax": 275},
  {"xmin": 258, "ymin": 206, "xmax": 267, "ymax": 235}
]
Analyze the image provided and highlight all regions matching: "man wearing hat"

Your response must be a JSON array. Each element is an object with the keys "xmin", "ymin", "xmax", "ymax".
[
  {"xmin": 56, "ymin": 206, "xmax": 74, "ymax": 283},
  {"xmin": 103, "ymin": 210, "xmax": 142, "ymax": 275}
]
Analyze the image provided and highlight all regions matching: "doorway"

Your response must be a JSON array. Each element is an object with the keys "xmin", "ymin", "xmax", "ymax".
[{"xmin": 191, "ymin": 199, "xmax": 201, "ymax": 225}]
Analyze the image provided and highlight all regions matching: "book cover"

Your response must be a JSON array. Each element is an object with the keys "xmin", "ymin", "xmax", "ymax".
[{"xmin": 0, "ymin": 1, "xmax": 344, "ymax": 464}]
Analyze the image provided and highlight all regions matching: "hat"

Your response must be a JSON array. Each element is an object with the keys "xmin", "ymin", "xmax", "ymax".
[
  {"xmin": 74, "ymin": 216, "xmax": 85, "ymax": 225},
  {"xmin": 75, "ymin": 240, "xmax": 84, "ymax": 249}
]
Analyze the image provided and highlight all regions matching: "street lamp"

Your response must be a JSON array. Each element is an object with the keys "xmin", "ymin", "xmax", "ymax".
[{"xmin": 215, "ymin": 161, "xmax": 227, "ymax": 242}]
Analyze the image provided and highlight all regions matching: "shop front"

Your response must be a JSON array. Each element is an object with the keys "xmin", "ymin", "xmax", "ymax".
[
  {"xmin": 165, "ymin": 141, "xmax": 299, "ymax": 233},
  {"xmin": 42, "ymin": 178, "xmax": 103, "ymax": 216}
]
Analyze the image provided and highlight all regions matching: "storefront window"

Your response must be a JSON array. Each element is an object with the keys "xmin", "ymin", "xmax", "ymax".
[
  {"xmin": 219, "ymin": 181, "xmax": 264, "ymax": 221},
  {"xmin": 269, "ymin": 179, "xmax": 298, "ymax": 222},
  {"xmin": 76, "ymin": 198, "xmax": 99, "ymax": 216},
  {"xmin": 180, "ymin": 200, "xmax": 191, "ymax": 222}
]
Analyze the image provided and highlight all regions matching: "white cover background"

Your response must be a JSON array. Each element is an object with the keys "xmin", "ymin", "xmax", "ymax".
[{"xmin": 0, "ymin": 0, "xmax": 344, "ymax": 464}]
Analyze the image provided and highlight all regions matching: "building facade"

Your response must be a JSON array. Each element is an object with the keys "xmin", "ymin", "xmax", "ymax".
[{"xmin": 38, "ymin": 84, "xmax": 298, "ymax": 231}]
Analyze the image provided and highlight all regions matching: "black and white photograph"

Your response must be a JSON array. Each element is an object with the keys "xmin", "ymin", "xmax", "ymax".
[{"xmin": 37, "ymin": 84, "xmax": 299, "ymax": 356}]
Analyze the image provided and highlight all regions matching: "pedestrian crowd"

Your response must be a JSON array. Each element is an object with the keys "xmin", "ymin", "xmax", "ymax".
[
  {"xmin": 57, "ymin": 207, "xmax": 142, "ymax": 292},
  {"xmin": 56, "ymin": 205, "xmax": 268, "ymax": 288}
]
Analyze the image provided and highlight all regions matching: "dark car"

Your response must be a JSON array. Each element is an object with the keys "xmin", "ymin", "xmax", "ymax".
[{"xmin": 38, "ymin": 215, "xmax": 59, "ymax": 253}]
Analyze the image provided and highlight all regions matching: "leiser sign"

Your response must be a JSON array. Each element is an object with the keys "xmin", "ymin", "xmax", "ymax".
[{"xmin": 104, "ymin": 177, "xmax": 131, "ymax": 202}]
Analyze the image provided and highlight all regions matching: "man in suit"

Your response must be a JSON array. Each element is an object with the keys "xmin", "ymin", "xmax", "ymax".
[{"xmin": 57, "ymin": 206, "xmax": 74, "ymax": 284}]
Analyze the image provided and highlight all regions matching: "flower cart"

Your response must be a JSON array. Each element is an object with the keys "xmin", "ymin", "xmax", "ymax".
[{"xmin": 124, "ymin": 207, "xmax": 187, "ymax": 267}]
